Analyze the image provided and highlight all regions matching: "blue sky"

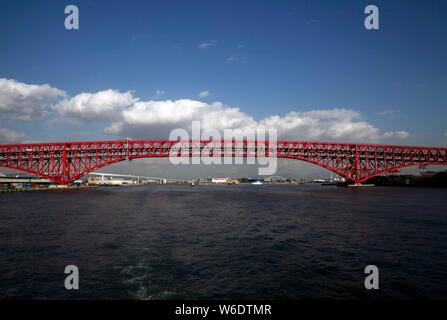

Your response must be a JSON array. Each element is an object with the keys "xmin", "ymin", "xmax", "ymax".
[{"xmin": 0, "ymin": 0, "xmax": 446, "ymax": 146}]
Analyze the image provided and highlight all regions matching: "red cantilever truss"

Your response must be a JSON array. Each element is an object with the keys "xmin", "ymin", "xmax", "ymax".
[{"xmin": 0, "ymin": 140, "xmax": 446, "ymax": 184}]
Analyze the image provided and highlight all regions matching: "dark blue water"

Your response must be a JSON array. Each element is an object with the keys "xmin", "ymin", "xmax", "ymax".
[{"xmin": 0, "ymin": 184, "xmax": 446, "ymax": 299}]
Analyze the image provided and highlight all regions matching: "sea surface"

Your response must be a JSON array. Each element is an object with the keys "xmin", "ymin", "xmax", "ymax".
[{"xmin": 0, "ymin": 184, "xmax": 446, "ymax": 299}]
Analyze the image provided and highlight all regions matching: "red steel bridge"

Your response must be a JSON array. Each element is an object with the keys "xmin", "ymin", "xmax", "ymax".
[{"xmin": 0, "ymin": 140, "xmax": 446, "ymax": 185}]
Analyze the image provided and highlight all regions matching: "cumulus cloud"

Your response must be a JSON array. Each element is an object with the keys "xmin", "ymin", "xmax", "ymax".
[
  {"xmin": 0, "ymin": 78, "xmax": 66, "ymax": 120},
  {"xmin": 383, "ymin": 131, "xmax": 410, "ymax": 140},
  {"xmin": 197, "ymin": 40, "xmax": 217, "ymax": 49},
  {"xmin": 104, "ymin": 99, "xmax": 257, "ymax": 138},
  {"xmin": 53, "ymin": 89, "xmax": 138, "ymax": 121},
  {"xmin": 102, "ymin": 98, "xmax": 380, "ymax": 142},
  {"xmin": 198, "ymin": 90, "xmax": 211, "ymax": 98},
  {"xmin": 258, "ymin": 109, "xmax": 380, "ymax": 141},
  {"xmin": 0, "ymin": 77, "xmax": 411, "ymax": 144}
]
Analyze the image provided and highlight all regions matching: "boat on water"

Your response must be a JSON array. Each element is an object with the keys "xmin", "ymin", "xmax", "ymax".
[
  {"xmin": 190, "ymin": 181, "xmax": 196, "ymax": 187},
  {"xmin": 321, "ymin": 173, "xmax": 337, "ymax": 186},
  {"xmin": 251, "ymin": 181, "xmax": 263, "ymax": 185},
  {"xmin": 347, "ymin": 183, "xmax": 375, "ymax": 188}
]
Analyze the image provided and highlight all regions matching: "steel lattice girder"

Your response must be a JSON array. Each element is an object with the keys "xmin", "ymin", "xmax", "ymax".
[{"xmin": 1, "ymin": 140, "xmax": 446, "ymax": 184}]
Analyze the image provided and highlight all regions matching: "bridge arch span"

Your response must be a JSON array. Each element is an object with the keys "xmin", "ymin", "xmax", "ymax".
[{"xmin": 1, "ymin": 140, "xmax": 446, "ymax": 184}]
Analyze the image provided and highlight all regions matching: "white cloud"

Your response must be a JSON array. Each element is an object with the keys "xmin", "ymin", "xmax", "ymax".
[
  {"xmin": 227, "ymin": 54, "xmax": 238, "ymax": 62},
  {"xmin": 123, "ymin": 99, "xmax": 208, "ymax": 125},
  {"xmin": 0, "ymin": 78, "xmax": 66, "ymax": 120},
  {"xmin": 53, "ymin": 89, "xmax": 137, "ymax": 121},
  {"xmin": 383, "ymin": 130, "xmax": 410, "ymax": 139},
  {"xmin": 199, "ymin": 102, "xmax": 257, "ymax": 131},
  {"xmin": 198, "ymin": 90, "xmax": 211, "ymax": 98},
  {"xmin": 197, "ymin": 40, "xmax": 217, "ymax": 49},
  {"xmin": 0, "ymin": 128, "xmax": 27, "ymax": 143},
  {"xmin": 106, "ymin": 98, "xmax": 379, "ymax": 142},
  {"xmin": 0, "ymin": 78, "xmax": 410, "ymax": 144},
  {"xmin": 258, "ymin": 109, "xmax": 380, "ymax": 141},
  {"xmin": 104, "ymin": 122, "xmax": 124, "ymax": 134},
  {"xmin": 129, "ymin": 100, "xmax": 253, "ymax": 129},
  {"xmin": 156, "ymin": 89, "xmax": 166, "ymax": 96},
  {"xmin": 104, "ymin": 101, "xmax": 256, "ymax": 139}
]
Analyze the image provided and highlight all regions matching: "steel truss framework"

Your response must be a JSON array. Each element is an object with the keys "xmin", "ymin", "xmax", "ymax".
[{"xmin": 1, "ymin": 140, "xmax": 446, "ymax": 184}]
